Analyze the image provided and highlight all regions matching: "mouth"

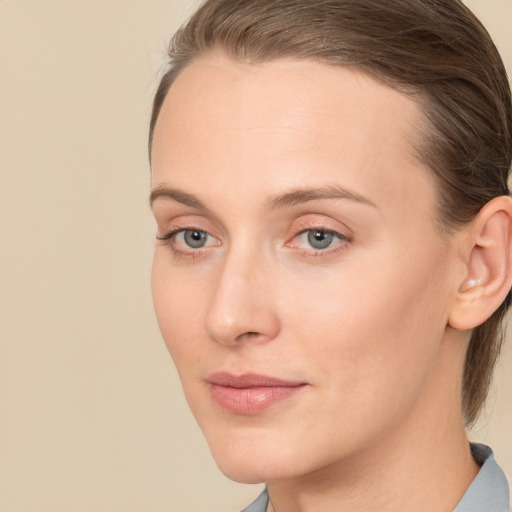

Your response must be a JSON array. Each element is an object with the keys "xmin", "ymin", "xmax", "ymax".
[{"xmin": 206, "ymin": 372, "xmax": 309, "ymax": 415}]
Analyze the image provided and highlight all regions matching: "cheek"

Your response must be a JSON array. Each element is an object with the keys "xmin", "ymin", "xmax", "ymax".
[
  {"xmin": 283, "ymin": 244, "xmax": 450, "ymax": 403},
  {"xmin": 151, "ymin": 252, "xmax": 206, "ymax": 362}
]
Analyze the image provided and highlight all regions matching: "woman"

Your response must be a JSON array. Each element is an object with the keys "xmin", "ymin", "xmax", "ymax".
[{"xmin": 149, "ymin": 1, "xmax": 511, "ymax": 510}]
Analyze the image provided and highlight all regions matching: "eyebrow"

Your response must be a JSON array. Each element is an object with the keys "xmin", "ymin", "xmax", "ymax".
[
  {"xmin": 149, "ymin": 184, "xmax": 376, "ymax": 211},
  {"xmin": 265, "ymin": 184, "xmax": 377, "ymax": 210},
  {"xmin": 150, "ymin": 186, "xmax": 207, "ymax": 210}
]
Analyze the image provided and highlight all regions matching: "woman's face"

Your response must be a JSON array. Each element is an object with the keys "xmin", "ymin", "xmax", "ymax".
[{"xmin": 150, "ymin": 56, "xmax": 462, "ymax": 483}]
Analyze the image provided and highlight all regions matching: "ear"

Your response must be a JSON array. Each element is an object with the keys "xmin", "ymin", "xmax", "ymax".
[{"xmin": 449, "ymin": 196, "xmax": 512, "ymax": 330}]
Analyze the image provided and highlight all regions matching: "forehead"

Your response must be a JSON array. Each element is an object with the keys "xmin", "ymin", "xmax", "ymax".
[{"xmin": 151, "ymin": 55, "xmax": 434, "ymax": 216}]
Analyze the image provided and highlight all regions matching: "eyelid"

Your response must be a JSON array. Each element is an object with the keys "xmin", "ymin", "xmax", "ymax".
[
  {"xmin": 288, "ymin": 216, "xmax": 352, "ymax": 239},
  {"xmin": 155, "ymin": 214, "xmax": 221, "ymax": 241},
  {"xmin": 152, "ymin": 207, "xmax": 226, "ymax": 238}
]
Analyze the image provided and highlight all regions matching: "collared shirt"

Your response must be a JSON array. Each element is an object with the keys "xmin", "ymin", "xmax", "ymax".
[{"xmin": 241, "ymin": 443, "xmax": 510, "ymax": 512}]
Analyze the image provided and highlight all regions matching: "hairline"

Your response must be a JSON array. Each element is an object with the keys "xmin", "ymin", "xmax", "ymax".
[{"xmin": 149, "ymin": 51, "xmax": 452, "ymax": 236}]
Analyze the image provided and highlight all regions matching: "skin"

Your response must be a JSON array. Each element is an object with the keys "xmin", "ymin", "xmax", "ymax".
[{"xmin": 150, "ymin": 55, "xmax": 483, "ymax": 511}]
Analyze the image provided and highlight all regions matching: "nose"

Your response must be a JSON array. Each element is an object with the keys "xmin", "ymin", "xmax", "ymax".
[{"xmin": 204, "ymin": 250, "xmax": 281, "ymax": 346}]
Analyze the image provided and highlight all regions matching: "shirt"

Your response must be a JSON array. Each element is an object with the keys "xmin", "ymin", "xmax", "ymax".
[{"xmin": 241, "ymin": 443, "xmax": 510, "ymax": 512}]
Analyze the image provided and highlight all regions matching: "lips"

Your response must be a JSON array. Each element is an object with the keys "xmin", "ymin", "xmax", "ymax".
[{"xmin": 207, "ymin": 372, "xmax": 308, "ymax": 415}]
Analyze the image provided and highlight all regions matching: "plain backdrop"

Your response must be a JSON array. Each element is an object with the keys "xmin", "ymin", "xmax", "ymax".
[{"xmin": 0, "ymin": 1, "xmax": 511, "ymax": 511}]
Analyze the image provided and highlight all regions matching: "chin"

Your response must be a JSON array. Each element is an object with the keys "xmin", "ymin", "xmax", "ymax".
[
  {"xmin": 217, "ymin": 461, "xmax": 270, "ymax": 484},
  {"xmin": 202, "ymin": 423, "xmax": 312, "ymax": 484},
  {"xmin": 214, "ymin": 452, "xmax": 294, "ymax": 484},
  {"xmin": 205, "ymin": 430, "xmax": 276, "ymax": 483}
]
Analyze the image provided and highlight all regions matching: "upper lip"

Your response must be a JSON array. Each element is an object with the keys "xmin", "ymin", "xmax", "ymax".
[{"xmin": 207, "ymin": 372, "xmax": 307, "ymax": 388}]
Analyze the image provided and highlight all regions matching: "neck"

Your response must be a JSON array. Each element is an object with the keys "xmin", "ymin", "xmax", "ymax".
[{"xmin": 267, "ymin": 421, "xmax": 477, "ymax": 512}]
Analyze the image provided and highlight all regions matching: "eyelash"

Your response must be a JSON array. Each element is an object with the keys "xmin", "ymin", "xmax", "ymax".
[{"xmin": 155, "ymin": 226, "xmax": 352, "ymax": 259}]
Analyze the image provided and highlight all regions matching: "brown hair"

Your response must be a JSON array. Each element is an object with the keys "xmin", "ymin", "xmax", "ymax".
[{"xmin": 149, "ymin": 0, "xmax": 512, "ymax": 425}]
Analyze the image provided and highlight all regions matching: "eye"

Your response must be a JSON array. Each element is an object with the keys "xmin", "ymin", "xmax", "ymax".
[
  {"xmin": 177, "ymin": 229, "xmax": 209, "ymax": 249},
  {"xmin": 296, "ymin": 229, "xmax": 345, "ymax": 250},
  {"xmin": 156, "ymin": 227, "xmax": 220, "ymax": 255},
  {"xmin": 302, "ymin": 230, "xmax": 336, "ymax": 250},
  {"xmin": 286, "ymin": 226, "xmax": 352, "ymax": 256}
]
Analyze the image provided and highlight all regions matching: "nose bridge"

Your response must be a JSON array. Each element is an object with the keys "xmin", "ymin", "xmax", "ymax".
[{"xmin": 204, "ymin": 239, "xmax": 279, "ymax": 345}]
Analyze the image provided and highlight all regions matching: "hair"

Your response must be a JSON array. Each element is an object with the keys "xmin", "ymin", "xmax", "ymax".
[{"xmin": 149, "ymin": 0, "xmax": 512, "ymax": 426}]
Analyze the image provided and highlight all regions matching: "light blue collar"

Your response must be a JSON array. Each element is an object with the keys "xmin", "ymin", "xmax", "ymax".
[{"xmin": 453, "ymin": 443, "xmax": 509, "ymax": 511}]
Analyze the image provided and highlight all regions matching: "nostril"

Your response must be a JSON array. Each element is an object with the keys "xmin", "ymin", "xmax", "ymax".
[{"xmin": 236, "ymin": 331, "xmax": 261, "ymax": 341}]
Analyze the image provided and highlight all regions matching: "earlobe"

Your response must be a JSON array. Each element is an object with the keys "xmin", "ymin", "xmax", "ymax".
[{"xmin": 449, "ymin": 196, "xmax": 512, "ymax": 330}]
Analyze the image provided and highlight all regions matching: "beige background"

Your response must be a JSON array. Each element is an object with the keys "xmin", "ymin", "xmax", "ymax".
[{"xmin": 0, "ymin": 1, "xmax": 510, "ymax": 511}]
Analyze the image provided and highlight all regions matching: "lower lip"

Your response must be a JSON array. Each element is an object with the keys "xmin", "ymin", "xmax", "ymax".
[{"xmin": 209, "ymin": 383, "xmax": 307, "ymax": 415}]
